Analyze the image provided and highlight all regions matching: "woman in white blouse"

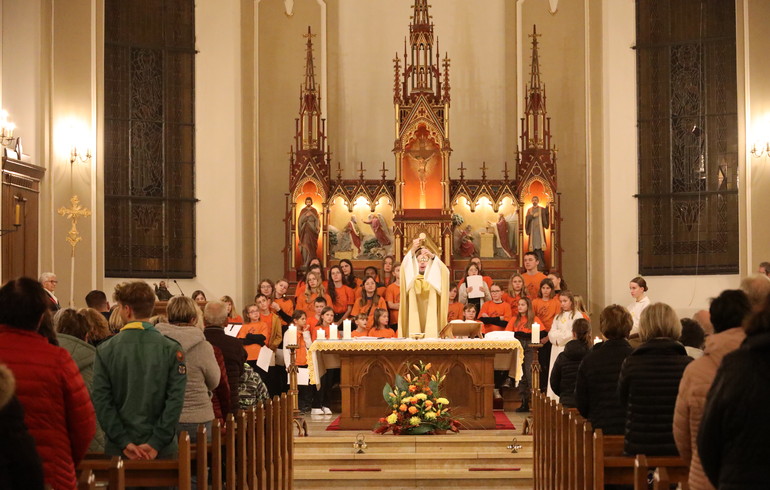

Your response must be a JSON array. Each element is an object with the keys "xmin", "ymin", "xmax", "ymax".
[
  {"xmin": 547, "ymin": 290, "xmax": 586, "ymax": 401},
  {"xmin": 627, "ymin": 276, "xmax": 650, "ymax": 337}
]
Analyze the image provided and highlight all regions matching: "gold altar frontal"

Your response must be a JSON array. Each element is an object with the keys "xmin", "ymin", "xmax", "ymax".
[{"xmin": 308, "ymin": 339, "xmax": 523, "ymax": 430}]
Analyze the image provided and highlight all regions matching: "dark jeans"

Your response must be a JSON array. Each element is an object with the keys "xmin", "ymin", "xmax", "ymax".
[
  {"xmin": 518, "ymin": 336, "xmax": 535, "ymax": 402},
  {"xmin": 539, "ymin": 340, "xmax": 552, "ymax": 393},
  {"xmin": 313, "ymin": 368, "xmax": 339, "ymax": 409}
]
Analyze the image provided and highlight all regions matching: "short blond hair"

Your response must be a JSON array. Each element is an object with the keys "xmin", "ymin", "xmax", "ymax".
[
  {"xmin": 639, "ymin": 302, "xmax": 681, "ymax": 342},
  {"xmin": 167, "ymin": 296, "xmax": 199, "ymax": 325}
]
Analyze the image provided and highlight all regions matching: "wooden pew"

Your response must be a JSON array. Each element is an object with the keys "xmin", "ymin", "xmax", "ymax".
[
  {"xmin": 255, "ymin": 404, "xmax": 267, "ymax": 490},
  {"xmin": 195, "ymin": 424, "xmax": 208, "ymax": 489},
  {"xmin": 78, "ymin": 468, "xmax": 96, "ymax": 490},
  {"xmin": 634, "ymin": 454, "xmax": 690, "ymax": 490},
  {"xmin": 80, "ymin": 432, "xmax": 191, "ymax": 490},
  {"xmin": 272, "ymin": 395, "xmax": 284, "ymax": 489},
  {"xmin": 582, "ymin": 420, "xmax": 593, "ymax": 489},
  {"xmin": 225, "ymin": 413, "xmax": 237, "ymax": 490},
  {"xmin": 236, "ymin": 410, "xmax": 248, "ymax": 490},
  {"xmin": 284, "ymin": 392, "xmax": 294, "ymax": 489},
  {"xmin": 210, "ymin": 419, "xmax": 223, "ymax": 490}
]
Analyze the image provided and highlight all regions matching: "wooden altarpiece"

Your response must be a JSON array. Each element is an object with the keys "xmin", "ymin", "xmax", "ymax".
[{"xmin": 284, "ymin": 6, "xmax": 562, "ymax": 279}]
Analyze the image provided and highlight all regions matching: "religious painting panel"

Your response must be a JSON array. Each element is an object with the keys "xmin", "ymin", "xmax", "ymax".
[
  {"xmin": 294, "ymin": 180, "xmax": 324, "ymax": 270},
  {"xmin": 450, "ymin": 196, "xmax": 518, "ymax": 260},
  {"xmin": 521, "ymin": 179, "xmax": 553, "ymax": 270},
  {"xmin": 402, "ymin": 124, "xmax": 443, "ymax": 210},
  {"xmin": 328, "ymin": 195, "xmax": 395, "ymax": 260}
]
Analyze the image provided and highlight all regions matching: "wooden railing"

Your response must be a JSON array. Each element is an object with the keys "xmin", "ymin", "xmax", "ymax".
[
  {"xmin": 79, "ymin": 393, "xmax": 294, "ymax": 489},
  {"xmin": 532, "ymin": 387, "xmax": 690, "ymax": 489}
]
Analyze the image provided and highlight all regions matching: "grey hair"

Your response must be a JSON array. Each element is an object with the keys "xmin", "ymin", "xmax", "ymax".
[
  {"xmin": 39, "ymin": 272, "xmax": 56, "ymax": 283},
  {"xmin": 204, "ymin": 301, "xmax": 228, "ymax": 327}
]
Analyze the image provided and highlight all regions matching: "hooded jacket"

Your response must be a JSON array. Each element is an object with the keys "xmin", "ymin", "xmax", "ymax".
[
  {"xmin": 618, "ymin": 338, "xmax": 691, "ymax": 456},
  {"xmin": 673, "ymin": 327, "xmax": 745, "ymax": 490},
  {"xmin": 550, "ymin": 339, "xmax": 590, "ymax": 407},
  {"xmin": 698, "ymin": 330, "xmax": 770, "ymax": 489},
  {"xmin": 0, "ymin": 364, "xmax": 45, "ymax": 490},
  {"xmin": 0, "ymin": 326, "xmax": 95, "ymax": 490},
  {"xmin": 155, "ymin": 323, "xmax": 220, "ymax": 423}
]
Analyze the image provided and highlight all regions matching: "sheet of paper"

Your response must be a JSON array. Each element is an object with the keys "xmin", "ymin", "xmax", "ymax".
[
  {"xmin": 297, "ymin": 368, "xmax": 310, "ymax": 386},
  {"xmin": 256, "ymin": 347, "xmax": 274, "ymax": 372},
  {"xmin": 224, "ymin": 323, "xmax": 242, "ymax": 337},
  {"xmin": 466, "ymin": 275, "xmax": 485, "ymax": 298}
]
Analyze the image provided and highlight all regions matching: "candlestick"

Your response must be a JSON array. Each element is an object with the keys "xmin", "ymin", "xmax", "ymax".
[
  {"xmin": 286, "ymin": 324, "xmax": 297, "ymax": 346},
  {"xmin": 342, "ymin": 319, "xmax": 352, "ymax": 339},
  {"xmin": 532, "ymin": 322, "xmax": 540, "ymax": 344},
  {"xmin": 329, "ymin": 323, "xmax": 338, "ymax": 340},
  {"xmin": 316, "ymin": 328, "xmax": 326, "ymax": 340}
]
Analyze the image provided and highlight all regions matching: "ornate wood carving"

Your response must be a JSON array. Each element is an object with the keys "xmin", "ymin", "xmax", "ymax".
[
  {"xmin": 635, "ymin": 0, "xmax": 738, "ymax": 275},
  {"xmin": 104, "ymin": 0, "xmax": 197, "ymax": 278}
]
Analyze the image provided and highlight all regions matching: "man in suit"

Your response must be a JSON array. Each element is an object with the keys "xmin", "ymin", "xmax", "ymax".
[{"xmin": 39, "ymin": 272, "xmax": 60, "ymax": 311}]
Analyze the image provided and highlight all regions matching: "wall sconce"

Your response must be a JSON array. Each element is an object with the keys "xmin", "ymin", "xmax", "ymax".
[
  {"xmin": 0, "ymin": 109, "xmax": 19, "ymax": 150},
  {"xmin": 0, "ymin": 199, "xmax": 23, "ymax": 237},
  {"xmin": 70, "ymin": 146, "xmax": 92, "ymax": 164},
  {"xmin": 751, "ymin": 142, "xmax": 769, "ymax": 158}
]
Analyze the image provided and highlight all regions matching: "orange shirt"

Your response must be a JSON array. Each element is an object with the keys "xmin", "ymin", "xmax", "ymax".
[
  {"xmin": 368, "ymin": 327, "xmax": 396, "ymax": 338},
  {"xmin": 501, "ymin": 292, "xmax": 525, "ymax": 309},
  {"xmin": 227, "ymin": 315, "xmax": 244, "ymax": 324},
  {"xmin": 523, "ymin": 272, "xmax": 547, "ymax": 300},
  {"xmin": 447, "ymin": 302, "xmax": 464, "ymax": 322},
  {"xmin": 309, "ymin": 323, "xmax": 332, "ymax": 342},
  {"xmin": 295, "ymin": 292, "xmax": 332, "ymax": 317},
  {"xmin": 351, "ymin": 329, "xmax": 370, "ymax": 338},
  {"xmin": 287, "ymin": 329, "xmax": 309, "ymax": 366},
  {"xmin": 479, "ymin": 301, "xmax": 513, "ymax": 334},
  {"xmin": 505, "ymin": 315, "xmax": 544, "ymax": 334},
  {"xmin": 351, "ymin": 297, "xmax": 388, "ymax": 329},
  {"xmin": 354, "ymin": 285, "xmax": 387, "ymax": 300},
  {"xmin": 326, "ymin": 284, "xmax": 355, "ymax": 315},
  {"xmin": 237, "ymin": 321, "xmax": 271, "ymax": 360},
  {"xmin": 384, "ymin": 282, "xmax": 400, "ymax": 325},
  {"xmin": 274, "ymin": 297, "xmax": 294, "ymax": 325},
  {"xmin": 532, "ymin": 297, "xmax": 561, "ymax": 332}
]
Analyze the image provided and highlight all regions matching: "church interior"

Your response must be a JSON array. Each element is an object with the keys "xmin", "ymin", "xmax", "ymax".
[{"xmin": 2, "ymin": 0, "xmax": 770, "ymax": 488}]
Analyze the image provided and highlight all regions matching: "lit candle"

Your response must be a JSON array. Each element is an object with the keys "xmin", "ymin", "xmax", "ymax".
[
  {"xmin": 329, "ymin": 323, "xmax": 338, "ymax": 340},
  {"xmin": 316, "ymin": 328, "xmax": 326, "ymax": 340},
  {"xmin": 342, "ymin": 319, "xmax": 352, "ymax": 339},
  {"xmin": 532, "ymin": 322, "xmax": 541, "ymax": 344},
  {"xmin": 286, "ymin": 324, "xmax": 297, "ymax": 347},
  {"xmin": 14, "ymin": 203, "xmax": 21, "ymax": 227},
  {"xmin": 594, "ymin": 336, "xmax": 603, "ymax": 344}
]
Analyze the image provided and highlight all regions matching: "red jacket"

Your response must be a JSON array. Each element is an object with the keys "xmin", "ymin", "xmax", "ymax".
[{"xmin": 0, "ymin": 325, "xmax": 95, "ymax": 490}]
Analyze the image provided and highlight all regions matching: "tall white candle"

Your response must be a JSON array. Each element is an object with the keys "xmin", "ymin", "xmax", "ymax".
[
  {"xmin": 329, "ymin": 323, "xmax": 339, "ymax": 340},
  {"xmin": 286, "ymin": 324, "xmax": 297, "ymax": 346},
  {"xmin": 532, "ymin": 322, "xmax": 541, "ymax": 344},
  {"xmin": 316, "ymin": 328, "xmax": 326, "ymax": 340},
  {"xmin": 342, "ymin": 319, "xmax": 352, "ymax": 339}
]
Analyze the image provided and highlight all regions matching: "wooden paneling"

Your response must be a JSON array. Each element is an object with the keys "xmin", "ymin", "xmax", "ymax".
[{"xmin": 2, "ymin": 156, "xmax": 45, "ymax": 283}]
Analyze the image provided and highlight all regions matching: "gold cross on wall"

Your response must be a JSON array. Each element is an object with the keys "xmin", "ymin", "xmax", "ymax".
[{"xmin": 57, "ymin": 195, "xmax": 92, "ymax": 252}]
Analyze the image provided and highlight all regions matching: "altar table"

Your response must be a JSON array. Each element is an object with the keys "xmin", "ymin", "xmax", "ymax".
[{"xmin": 308, "ymin": 338, "xmax": 523, "ymax": 430}]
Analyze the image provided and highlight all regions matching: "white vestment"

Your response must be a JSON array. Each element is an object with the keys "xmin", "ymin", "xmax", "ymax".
[{"xmin": 398, "ymin": 250, "xmax": 449, "ymax": 339}]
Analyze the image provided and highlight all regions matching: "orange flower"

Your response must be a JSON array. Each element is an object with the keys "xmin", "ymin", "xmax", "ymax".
[
  {"xmin": 425, "ymin": 400, "xmax": 433, "ymax": 409},
  {"xmin": 425, "ymin": 363, "xmax": 432, "ymax": 370},
  {"xmin": 411, "ymin": 397, "xmax": 419, "ymax": 404},
  {"xmin": 408, "ymin": 406, "xmax": 418, "ymax": 414},
  {"xmin": 399, "ymin": 404, "xmax": 407, "ymax": 412},
  {"xmin": 408, "ymin": 385, "xmax": 417, "ymax": 393}
]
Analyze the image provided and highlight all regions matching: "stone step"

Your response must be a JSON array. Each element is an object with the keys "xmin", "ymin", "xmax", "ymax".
[
  {"xmin": 294, "ymin": 451, "xmax": 533, "ymax": 471},
  {"xmin": 294, "ymin": 467, "xmax": 533, "ymax": 483}
]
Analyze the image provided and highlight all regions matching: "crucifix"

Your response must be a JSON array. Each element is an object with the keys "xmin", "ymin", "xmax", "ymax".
[
  {"xmin": 336, "ymin": 161, "xmax": 343, "ymax": 180},
  {"xmin": 380, "ymin": 161, "xmax": 389, "ymax": 181},
  {"xmin": 503, "ymin": 161, "xmax": 510, "ymax": 181},
  {"xmin": 480, "ymin": 161, "xmax": 488, "ymax": 181},
  {"xmin": 57, "ymin": 195, "xmax": 92, "ymax": 306}
]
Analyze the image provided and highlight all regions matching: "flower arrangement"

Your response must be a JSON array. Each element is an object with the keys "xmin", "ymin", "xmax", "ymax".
[{"xmin": 374, "ymin": 361, "xmax": 461, "ymax": 435}]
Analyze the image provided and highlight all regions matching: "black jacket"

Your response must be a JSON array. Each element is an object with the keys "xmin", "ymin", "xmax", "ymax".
[
  {"xmin": 204, "ymin": 326, "xmax": 247, "ymax": 413},
  {"xmin": 575, "ymin": 338, "xmax": 633, "ymax": 435},
  {"xmin": 698, "ymin": 330, "xmax": 770, "ymax": 489},
  {"xmin": 618, "ymin": 338, "xmax": 691, "ymax": 456},
  {"xmin": 550, "ymin": 339, "xmax": 589, "ymax": 407}
]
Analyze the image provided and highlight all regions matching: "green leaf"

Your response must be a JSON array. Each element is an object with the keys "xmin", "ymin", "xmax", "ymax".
[
  {"xmin": 409, "ymin": 424, "xmax": 435, "ymax": 435},
  {"xmin": 382, "ymin": 383, "xmax": 393, "ymax": 403},
  {"xmin": 395, "ymin": 374, "xmax": 408, "ymax": 392},
  {"xmin": 429, "ymin": 380, "xmax": 439, "ymax": 394}
]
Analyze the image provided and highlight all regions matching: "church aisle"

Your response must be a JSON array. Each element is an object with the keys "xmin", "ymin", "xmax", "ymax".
[{"xmin": 294, "ymin": 410, "xmax": 533, "ymax": 489}]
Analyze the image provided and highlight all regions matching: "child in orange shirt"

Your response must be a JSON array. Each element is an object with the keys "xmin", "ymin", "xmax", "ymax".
[
  {"xmin": 502, "ymin": 273, "xmax": 527, "ymax": 308},
  {"xmin": 370, "ymin": 308, "xmax": 397, "ymax": 338},
  {"xmin": 447, "ymin": 285, "xmax": 465, "ymax": 322},
  {"xmin": 384, "ymin": 263, "xmax": 401, "ymax": 331},
  {"xmin": 351, "ymin": 277, "xmax": 387, "ymax": 329},
  {"xmin": 531, "ymin": 278, "xmax": 560, "ymax": 399},
  {"xmin": 479, "ymin": 283, "xmax": 513, "ymax": 334},
  {"xmin": 351, "ymin": 313, "xmax": 370, "ymax": 338},
  {"xmin": 287, "ymin": 309, "xmax": 313, "ymax": 413},
  {"xmin": 504, "ymin": 297, "xmax": 544, "ymax": 411},
  {"xmin": 309, "ymin": 306, "xmax": 337, "ymax": 414}
]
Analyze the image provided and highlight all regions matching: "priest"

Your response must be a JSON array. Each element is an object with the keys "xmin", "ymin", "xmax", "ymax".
[{"xmin": 398, "ymin": 235, "xmax": 449, "ymax": 338}]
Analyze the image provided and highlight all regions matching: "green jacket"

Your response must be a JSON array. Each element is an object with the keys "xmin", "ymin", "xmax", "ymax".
[{"xmin": 92, "ymin": 322, "xmax": 187, "ymax": 457}]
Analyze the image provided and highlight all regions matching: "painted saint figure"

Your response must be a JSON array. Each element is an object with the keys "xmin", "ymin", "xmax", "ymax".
[
  {"xmin": 363, "ymin": 213, "xmax": 392, "ymax": 247},
  {"xmin": 344, "ymin": 216, "xmax": 362, "ymax": 257},
  {"xmin": 298, "ymin": 197, "xmax": 320, "ymax": 269},
  {"xmin": 398, "ymin": 236, "xmax": 450, "ymax": 339},
  {"xmin": 525, "ymin": 196, "xmax": 549, "ymax": 270},
  {"xmin": 459, "ymin": 225, "xmax": 476, "ymax": 257}
]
